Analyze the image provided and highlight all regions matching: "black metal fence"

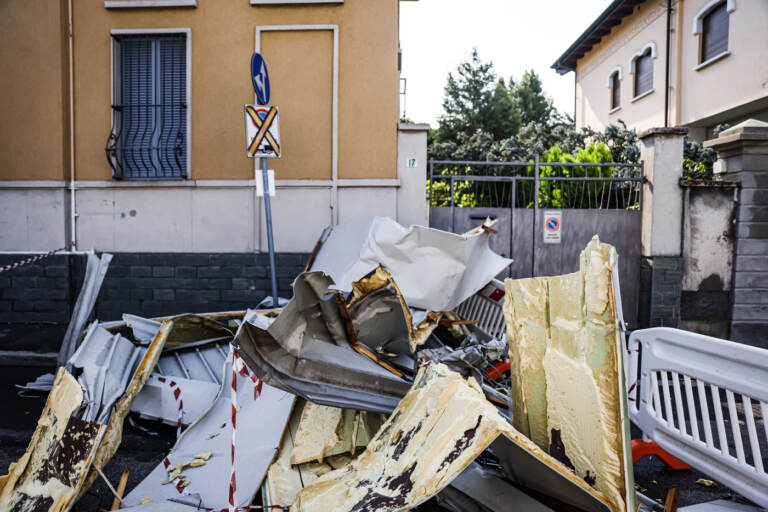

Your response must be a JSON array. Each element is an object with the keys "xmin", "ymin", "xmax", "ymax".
[{"xmin": 429, "ymin": 158, "xmax": 643, "ymax": 211}]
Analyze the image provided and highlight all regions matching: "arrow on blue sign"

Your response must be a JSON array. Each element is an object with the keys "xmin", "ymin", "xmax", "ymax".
[{"xmin": 251, "ymin": 53, "xmax": 271, "ymax": 105}]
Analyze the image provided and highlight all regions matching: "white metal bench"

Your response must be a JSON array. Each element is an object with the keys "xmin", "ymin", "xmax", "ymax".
[{"xmin": 627, "ymin": 327, "xmax": 768, "ymax": 508}]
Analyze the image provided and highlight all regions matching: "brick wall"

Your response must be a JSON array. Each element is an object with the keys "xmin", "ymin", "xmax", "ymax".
[{"xmin": 0, "ymin": 252, "xmax": 309, "ymax": 324}]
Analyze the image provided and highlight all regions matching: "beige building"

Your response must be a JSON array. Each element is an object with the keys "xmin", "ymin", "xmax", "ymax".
[
  {"xmin": 0, "ymin": 0, "xmax": 426, "ymax": 253},
  {"xmin": 553, "ymin": 0, "xmax": 768, "ymax": 140}
]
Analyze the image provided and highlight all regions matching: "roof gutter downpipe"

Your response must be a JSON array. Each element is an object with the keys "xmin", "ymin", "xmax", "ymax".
[
  {"xmin": 67, "ymin": 0, "xmax": 77, "ymax": 250},
  {"xmin": 664, "ymin": 0, "xmax": 671, "ymax": 127}
]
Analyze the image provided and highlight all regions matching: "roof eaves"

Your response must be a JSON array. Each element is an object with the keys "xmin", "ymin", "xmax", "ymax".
[{"xmin": 551, "ymin": 0, "xmax": 646, "ymax": 75}]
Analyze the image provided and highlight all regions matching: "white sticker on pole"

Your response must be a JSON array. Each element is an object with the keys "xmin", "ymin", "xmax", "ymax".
[
  {"xmin": 256, "ymin": 170, "xmax": 275, "ymax": 197},
  {"xmin": 543, "ymin": 210, "xmax": 562, "ymax": 244}
]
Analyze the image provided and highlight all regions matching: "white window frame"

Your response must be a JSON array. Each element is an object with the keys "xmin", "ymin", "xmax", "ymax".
[
  {"xmin": 255, "ymin": 24, "xmax": 340, "ymax": 224},
  {"xmin": 607, "ymin": 66, "xmax": 622, "ymax": 113},
  {"xmin": 109, "ymin": 28, "xmax": 193, "ymax": 179},
  {"xmin": 105, "ymin": 0, "xmax": 197, "ymax": 8},
  {"xmin": 692, "ymin": 0, "xmax": 735, "ymax": 35},
  {"xmin": 628, "ymin": 42, "xmax": 657, "ymax": 74},
  {"xmin": 692, "ymin": 0, "xmax": 733, "ymax": 70},
  {"xmin": 606, "ymin": 66, "xmax": 622, "ymax": 88}
]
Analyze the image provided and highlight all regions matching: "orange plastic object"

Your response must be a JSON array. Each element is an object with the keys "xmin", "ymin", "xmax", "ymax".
[
  {"xmin": 632, "ymin": 439, "xmax": 691, "ymax": 470},
  {"xmin": 485, "ymin": 361, "xmax": 510, "ymax": 381}
]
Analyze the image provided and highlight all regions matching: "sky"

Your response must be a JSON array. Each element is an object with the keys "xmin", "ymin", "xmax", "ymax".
[{"xmin": 399, "ymin": 0, "xmax": 613, "ymax": 125}]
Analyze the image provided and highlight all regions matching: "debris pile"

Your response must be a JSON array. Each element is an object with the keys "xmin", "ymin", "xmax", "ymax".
[{"xmin": 1, "ymin": 218, "xmax": 643, "ymax": 512}]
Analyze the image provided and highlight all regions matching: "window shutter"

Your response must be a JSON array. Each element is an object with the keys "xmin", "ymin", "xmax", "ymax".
[
  {"xmin": 702, "ymin": 3, "xmax": 729, "ymax": 62},
  {"xmin": 112, "ymin": 33, "xmax": 187, "ymax": 179},
  {"xmin": 158, "ymin": 36, "xmax": 187, "ymax": 178},
  {"xmin": 611, "ymin": 74, "xmax": 620, "ymax": 109},
  {"xmin": 120, "ymin": 37, "xmax": 154, "ymax": 178},
  {"xmin": 634, "ymin": 53, "xmax": 653, "ymax": 97}
]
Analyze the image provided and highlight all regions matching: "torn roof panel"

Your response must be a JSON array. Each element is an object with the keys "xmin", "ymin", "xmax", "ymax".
[
  {"xmin": 308, "ymin": 217, "xmax": 511, "ymax": 312},
  {"xmin": 0, "ymin": 368, "xmax": 104, "ymax": 512},
  {"xmin": 124, "ymin": 346, "xmax": 295, "ymax": 510},
  {"xmin": 291, "ymin": 363, "xmax": 614, "ymax": 512},
  {"xmin": 503, "ymin": 236, "xmax": 634, "ymax": 512},
  {"xmin": 70, "ymin": 322, "xmax": 146, "ymax": 424}
]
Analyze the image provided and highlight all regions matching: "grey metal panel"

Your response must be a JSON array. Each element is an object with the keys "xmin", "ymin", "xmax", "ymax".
[
  {"xmin": 432, "ymin": 207, "xmax": 640, "ymax": 328},
  {"xmin": 532, "ymin": 209, "xmax": 640, "ymax": 328}
]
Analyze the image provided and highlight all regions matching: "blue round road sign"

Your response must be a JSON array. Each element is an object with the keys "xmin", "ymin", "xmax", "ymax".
[
  {"xmin": 546, "ymin": 217, "xmax": 560, "ymax": 231},
  {"xmin": 251, "ymin": 53, "xmax": 271, "ymax": 105}
]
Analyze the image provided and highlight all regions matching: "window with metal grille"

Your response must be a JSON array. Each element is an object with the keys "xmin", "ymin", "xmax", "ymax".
[
  {"xmin": 610, "ymin": 72, "xmax": 621, "ymax": 110},
  {"xmin": 701, "ymin": 2, "xmax": 729, "ymax": 63},
  {"xmin": 634, "ymin": 51, "xmax": 653, "ymax": 98},
  {"xmin": 106, "ymin": 33, "xmax": 188, "ymax": 180}
]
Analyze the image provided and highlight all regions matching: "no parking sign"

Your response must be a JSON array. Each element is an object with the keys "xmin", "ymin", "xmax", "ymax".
[{"xmin": 543, "ymin": 210, "xmax": 562, "ymax": 244}]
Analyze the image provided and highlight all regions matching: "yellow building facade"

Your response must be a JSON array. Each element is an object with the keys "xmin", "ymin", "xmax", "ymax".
[{"xmin": 0, "ymin": 0, "xmax": 427, "ymax": 252}]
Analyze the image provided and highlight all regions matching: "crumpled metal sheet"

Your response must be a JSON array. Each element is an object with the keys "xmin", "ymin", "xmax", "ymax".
[
  {"xmin": 0, "ymin": 368, "xmax": 104, "ymax": 512},
  {"xmin": 124, "ymin": 346, "xmax": 295, "ymax": 509},
  {"xmin": 58, "ymin": 251, "xmax": 113, "ymax": 367},
  {"xmin": 70, "ymin": 322, "xmax": 146, "ymax": 424},
  {"xmin": 503, "ymin": 236, "xmax": 633, "ymax": 512},
  {"xmin": 291, "ymin": 363, "xmax": 614, "ymax": 512},
  {"xmin": 308, "ymin": 217, "xmax": 511, "ymax": 312},
  {"xmin": 77, "ymin": 317, "xmax": 172, "ymax": 499},
  {"xmin": 233, "ymin": 273, "xmax": 412, "ymax": 413}
]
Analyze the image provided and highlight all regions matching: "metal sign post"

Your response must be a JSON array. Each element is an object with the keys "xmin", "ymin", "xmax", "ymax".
[
  {"xmin": 245, "ymin": 53, "xmax": 280, "ymax": 307},
  {"xmin": 261, "ymin": 157, "xmax": 278, "ymax": 306}
]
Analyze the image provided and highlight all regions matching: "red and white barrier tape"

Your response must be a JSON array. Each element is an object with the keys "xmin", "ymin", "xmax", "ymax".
[
  {"xmin": 229, "ymin": 350, "xmax": 263, "ymax": 512},
  {"xmin": 0, "ymin": 246, "xmax": 72, "ymax": 274},
  {"xmin": 157, "ymin": 376, "xmax": 184, "ymax": 437},
  {"xmin": 163, "ymin": 457, "xmax": 192, "ymax": 496}
]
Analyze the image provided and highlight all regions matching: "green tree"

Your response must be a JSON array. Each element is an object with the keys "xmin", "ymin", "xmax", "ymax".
[
  {"xmin": 435, "ymin": 48, "xmax": 499, "ymax": 144},
  {"xmin": 509, "ymin": 70, "xmax": 554, "ymax": 127}
]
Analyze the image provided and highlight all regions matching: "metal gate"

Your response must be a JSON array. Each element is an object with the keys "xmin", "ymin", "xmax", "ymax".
[{"xmin": 429, "ymin": 158, "xmax": 643, "ymax": 328}]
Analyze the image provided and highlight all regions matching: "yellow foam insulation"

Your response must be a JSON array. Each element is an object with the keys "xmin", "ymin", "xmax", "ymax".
[
  {"xmin": 290, "ymin": 402, "xmax": 387, "ymax": 466},
  {"xmin": 0, "ymin": 368, "xmax": 103, "ymax": 512},
  {"xmin": 290, "ymin": 403, "xmax": 344, "ymax": 465},
  {"xmin": 503, "ymin": 236, "xmax": 632, "ymax": 512},
  {"xmin": 504, "ymin": 277, "xmax": 549, "ymax": 446},
  {"xmin": 291, "ymin": 363, "xmax": 614, "ymax": 512},
  {"xmin": 266, "ymin": 400, "xmax": 356, "ymax": 507}
]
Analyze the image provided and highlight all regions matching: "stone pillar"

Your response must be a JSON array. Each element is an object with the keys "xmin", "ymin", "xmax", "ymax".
[
  {"xmin": 396, "ymin": 122, "xmax": 429, "ymax": 227},
  {"xmin": 705, "ymin": 119, "xmax": 768, "ymax": 347},
  {"xmin": 638, "ymin": 127, "xmax": 687, "ymax": 328}
]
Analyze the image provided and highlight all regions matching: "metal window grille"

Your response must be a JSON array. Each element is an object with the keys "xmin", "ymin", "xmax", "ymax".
[
  {"xmin": 634, "ymin": 52, "xmax": 653, "ymax": 97},
  {"xmin": 106, "ymin": 33, "xmax": 188, "ymax": 180},
  {"xmin": 701, "ymin": 2, "xmax": 729, "ymax": 62}
]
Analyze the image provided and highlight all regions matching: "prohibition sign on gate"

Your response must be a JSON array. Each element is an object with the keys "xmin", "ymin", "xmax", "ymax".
[
  {"xmin": 244, "ymin": 105, "xmax": 281, "ymax": 158},
  {"xmin": 543, "ymin": 210, "xmax": 562, "ymax": 244}
]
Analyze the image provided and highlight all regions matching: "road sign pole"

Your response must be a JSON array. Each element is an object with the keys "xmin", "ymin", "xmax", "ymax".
[{"xmin": 261, "ymin": 157, "xmax": 279, "ymax": 307}]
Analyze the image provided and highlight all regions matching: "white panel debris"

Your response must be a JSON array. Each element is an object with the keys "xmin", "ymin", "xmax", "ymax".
[
  {"xmin": 503, "ymin": 236, "xmax": 633, "ymax": 512},
  {"xmin": 309, "ymin": 217, "xmax": 511, "ymax": 312},
  {"xmin": 124, "ymin": 346, "xmax": 295, "ymax": 509},
  {"xmin": 58, "ymin": 251, "xmax": 113, "ymax": 366}
]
